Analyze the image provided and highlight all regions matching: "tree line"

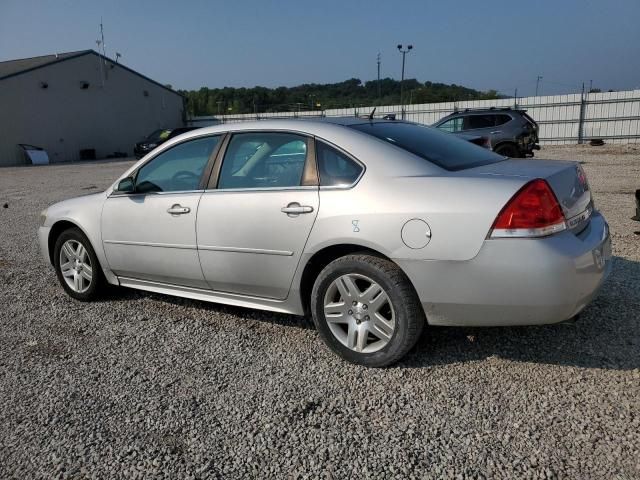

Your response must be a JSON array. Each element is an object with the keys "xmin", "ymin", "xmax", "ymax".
[{"xmin": 178, "ymin": 78, "xmax": 500, "ymax": 116}]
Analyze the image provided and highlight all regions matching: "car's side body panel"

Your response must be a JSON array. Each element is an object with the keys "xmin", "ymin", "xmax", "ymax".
[
  {"xmin": 307, "ymin": 174, "xmax": 526, "ymax": 262},
  {"xmin": 101, "ymin": 191, "xmax": 208, "ymax": 289},
  {"xmin": 39, "ymin": 192, "xmax": 118, "ymax": 285},
  {"xmin": 196, "ymin": 187, "xmax": 320, "ymax": 299}
]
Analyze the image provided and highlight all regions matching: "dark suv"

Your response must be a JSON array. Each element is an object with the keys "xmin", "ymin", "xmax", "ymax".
[
  {"xmin": 433, "ymin": 108, "xmax": 540, "ymax": 157},
  {"xmin": 133, "ymin": 127, "xmax": 200, "ymax": 159}
]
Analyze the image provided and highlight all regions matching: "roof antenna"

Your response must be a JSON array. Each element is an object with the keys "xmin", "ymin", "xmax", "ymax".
[
  {"xmin": 95, "ymin": 39, "xmax": 105, "ymax": 87},
  {"xmin": 368, "ymin": 107, "xmax": 377, "ymax": 120}
]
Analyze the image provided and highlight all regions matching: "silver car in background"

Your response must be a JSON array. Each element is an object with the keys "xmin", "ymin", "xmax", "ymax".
[{"xmin": 38, "ymin": 118, "xmax": 611, "ymax": 366}]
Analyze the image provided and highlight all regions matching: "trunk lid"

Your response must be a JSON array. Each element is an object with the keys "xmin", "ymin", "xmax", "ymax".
[{"xmin": 466, "ymin": 159, "xmax": 593, "ymax": 233}]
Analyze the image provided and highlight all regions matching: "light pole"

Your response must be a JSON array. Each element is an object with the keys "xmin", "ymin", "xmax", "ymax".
[
  {"xmin": 397, "ymin": 44, "xmax": 413, "ymax": 118},
  {"xmin": 377, "ymin": 52, "xmax": 381, "ymax": 103},
  {"xmin": 535, "ymin": 75, "xmax": 543, "ymax": 97}
]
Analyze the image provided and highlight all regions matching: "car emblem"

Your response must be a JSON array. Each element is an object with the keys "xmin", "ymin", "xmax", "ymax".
[{"xmin": 352, "ymin": 220, "xmax": 360, "ymax": 233}]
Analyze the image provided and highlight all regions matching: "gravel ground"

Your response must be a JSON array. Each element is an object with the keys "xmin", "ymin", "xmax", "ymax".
[{"xmin": 0, "ymin": 145, "xmax": 639, "ymax": 479}]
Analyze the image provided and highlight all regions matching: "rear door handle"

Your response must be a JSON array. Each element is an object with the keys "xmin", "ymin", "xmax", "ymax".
[
  {"xmin": 167, "ymin": 204, "xmax": 191, "ymax": 215},
  {"xmin": 281, "ymin": 202, "xmax": 314, "ymax": 215},
  {"xmin": 490, "ymin": 130, "xmax": 502, "ymax": 134}
]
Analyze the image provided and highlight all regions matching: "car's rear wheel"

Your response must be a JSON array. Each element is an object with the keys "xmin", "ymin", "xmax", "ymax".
[
  {"xmin": 311, "ymin": 253, "xmax": 425, "ymax": 367},
  {"xmin": 53, "ymin": 228, "xmax": 104, "ymax": 301},
  {"xmin": 494, "ymin": 143, "xmax": 521, "ymax": 158}
]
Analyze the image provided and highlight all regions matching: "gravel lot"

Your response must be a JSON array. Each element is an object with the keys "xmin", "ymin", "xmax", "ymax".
[{"xmin": 0, "ymin": 145, "xmax": 639, "ymax": 479}]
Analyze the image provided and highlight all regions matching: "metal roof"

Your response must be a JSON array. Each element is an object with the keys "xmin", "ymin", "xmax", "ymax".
[
  {"xmin": 0, "ymin": 50, "xmax": 181, "ymax": 97},
  {"xmin": 0, "ymin": 50, "xmax": 90, "ymax": 80}
]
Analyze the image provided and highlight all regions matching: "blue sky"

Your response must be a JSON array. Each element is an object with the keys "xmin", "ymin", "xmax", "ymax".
[{"xmin": 1, "ymin": 0, "xmax": 639, "ymax": 96}]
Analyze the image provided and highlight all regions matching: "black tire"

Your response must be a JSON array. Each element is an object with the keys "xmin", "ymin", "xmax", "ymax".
[
  {"xmin": 53, "ymin": 227, "xmax": 105, "ymax": 301},
  {"xmin": 494, "ymin": 143, "xmax": 520, "ymax": 158},
  {"xmin": 311, "ymin": 253, "xmax": 425, "ymax": 367}
]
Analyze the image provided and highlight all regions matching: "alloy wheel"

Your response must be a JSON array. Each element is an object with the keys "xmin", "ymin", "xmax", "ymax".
[
  {"xmin": 59, "ymin": 239, "xmax": 93, "ymax": 293},
  {"xmin": 323, "ymin": 273, "xmax": 396, "ymax": 353}
]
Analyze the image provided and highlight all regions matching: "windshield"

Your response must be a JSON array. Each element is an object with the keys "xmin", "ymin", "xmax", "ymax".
[
  {"xmin": 350, "ymin": 122, "xmax": 505, "ymax": 171},
  {"xmin": 145, "ymin": 129, "xmax": 171, "ymax": 142}
]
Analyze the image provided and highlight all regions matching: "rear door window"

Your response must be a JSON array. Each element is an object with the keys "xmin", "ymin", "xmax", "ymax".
[
  {"xmin": 350, "ymin": 122, "xmax": 505, "ymax": 171},
  {"xmin": 217, "ymin": 132, "xmax": 308, "ymax": 189},
  {"xmin": 463, "ymin": 115, "xmax": 496, "ymax": 130}
]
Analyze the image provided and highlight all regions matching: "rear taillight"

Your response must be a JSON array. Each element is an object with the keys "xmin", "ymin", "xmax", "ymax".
[{"xmin": 490, "ymin": 179, "xmax": 566, "ymax": 238}]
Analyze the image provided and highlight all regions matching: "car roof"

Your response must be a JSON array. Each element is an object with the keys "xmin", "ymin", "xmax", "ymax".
[
  {"xmin": 442, "ymin": 108, "xmax": 525, "ymax": 117},
  {"xmin": 182, "ymin": 117, "xmax": 414, "ymax": 136},
  {"xmin": 303, "ymin": 116, "xmax": 403, "ymax": 126}
]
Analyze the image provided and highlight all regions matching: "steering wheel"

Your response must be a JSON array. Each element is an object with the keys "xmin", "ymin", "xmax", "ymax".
[{"xmin": 171, "ymin": 170, "xmax": 200, "ymax": 189}]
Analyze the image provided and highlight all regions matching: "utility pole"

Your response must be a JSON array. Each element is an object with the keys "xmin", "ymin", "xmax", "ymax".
[
  {"xmin": 514, "ymin": 88, "xmax": 518, "ymax": 109},
  {"xmin": 377, "ymin": 52, "xmax": 381, "ymax": 102},
  {"xmin": 535, "ymin": 75, "xmax": 543, "ymax": 97},
  {"xmin": 397, "ymin": 44, "xmax": 413, "ymax": 119}
]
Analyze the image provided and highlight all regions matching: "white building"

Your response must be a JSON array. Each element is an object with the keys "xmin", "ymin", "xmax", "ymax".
[{"xmin": 0, "ymin": 50, "xmax": 184, "ymax": 166}]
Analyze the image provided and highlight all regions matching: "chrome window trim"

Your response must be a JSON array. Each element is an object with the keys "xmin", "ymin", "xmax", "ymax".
[
  {"xmin": 203, "ymin": 185, "xmax": 317, "ymax": 193},
  {"xmin": 109, "ymin": 189, "xmax": 204, "ymax": 198}
]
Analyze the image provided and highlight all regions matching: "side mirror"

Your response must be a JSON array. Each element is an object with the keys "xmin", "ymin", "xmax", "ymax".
[{"xmin": 116, "ymin": 177, "xmax": 135, "ymax": 193}]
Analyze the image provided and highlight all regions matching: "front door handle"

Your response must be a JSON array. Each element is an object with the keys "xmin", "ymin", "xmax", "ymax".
[
  {"xmin": 281, "ymin": 202, "xmax": 314, "ymax": 216},
  {"xmin": 167, "ymin": 204, "xmax": 191, "ymax": 215}
]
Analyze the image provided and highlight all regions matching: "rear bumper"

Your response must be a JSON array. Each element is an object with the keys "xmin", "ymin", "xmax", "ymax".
[
  {"xmin": 520, "ymin": 141, "xmax": 540, "ymax": 156},
  {"xmin": 397, "ymin": 212, "xmax": 612, "ymax": 326}
]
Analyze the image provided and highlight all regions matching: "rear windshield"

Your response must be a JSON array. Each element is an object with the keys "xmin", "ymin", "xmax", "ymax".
[{"xmin": 350, "ymin": 122, "xmax": 505, "ymax": 171}]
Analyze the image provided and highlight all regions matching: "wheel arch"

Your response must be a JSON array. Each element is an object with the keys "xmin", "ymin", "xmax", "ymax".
[
  {"xmin": 298, "ymin": 243, "xmax": 395, "ymax": 315},
  {"xmin": 47, "ymin": 219, "xmax": 90, "ymax": 265},
  {"xmin": 493, "ymin": 140, "xmax": 521, "ymax": 155}
]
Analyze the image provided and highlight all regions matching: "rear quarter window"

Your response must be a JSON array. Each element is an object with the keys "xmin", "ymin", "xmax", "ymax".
[
  {"xmin": 495, "ymin": 114, "xmax": 512, "ymax": 126},
  {"xmin": 350, "ymin": 122, "xmax": 505, "ymax": 171}
]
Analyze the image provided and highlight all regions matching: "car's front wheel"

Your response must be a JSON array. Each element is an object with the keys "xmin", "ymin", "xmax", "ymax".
[
  {"xmin": 53, "ymin": 227, "xmax": 105, "ymax": 301},
  {"xmin": 311, "ymin": 253, "xmax": 425, "ymax": 367}
]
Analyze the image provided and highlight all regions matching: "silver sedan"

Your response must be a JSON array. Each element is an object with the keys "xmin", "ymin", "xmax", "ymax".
[{"xmin": 38, "ymin": 118, "xmax": 612, "ymax": 366}]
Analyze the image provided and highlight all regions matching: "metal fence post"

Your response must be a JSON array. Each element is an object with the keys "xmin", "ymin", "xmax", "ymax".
[{"xmin": 578, "ymin": 83, "xmax": 586, "ymax": 144}]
